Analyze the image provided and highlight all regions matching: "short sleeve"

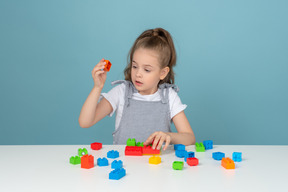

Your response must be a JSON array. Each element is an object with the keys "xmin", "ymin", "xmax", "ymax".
[
  {"xmin": 168, "ymin": 87, "xmax": 187, "ymax": 119},
  {"xmin": 100, "ymin": 83, "xmax": 125, "ymax": 117}
]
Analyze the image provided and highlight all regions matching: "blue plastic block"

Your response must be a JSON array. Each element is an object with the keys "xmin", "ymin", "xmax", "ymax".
[
  {"xmin": 203, "ymin": 140, "xmax": 213, "ymax": 150},
  {"xmin": 107, "ymin": 150, "xmax": 119, "ymax": 159},
  {"xmin": 232, "ymin": 152, "xmax": 242, "ymax": 162},
  {"xmin": 174, "ymin": 144, "xmax": 185, "ymax": 151},
  {"xmin": 184, "ymin": 151, "xmax": 195, "ymax": 162},
  {"xmin": 212, "ymin": 152, "xmax": 225, "ymax": 161},
  {"xmin": 97, "ymin": 157, "xmax": 109, "ymax": 166},
  {"xmin": 175, "ymin": 150, "xmax": 187, "ymax": 158},
  {"xmin": 109, "ymin": 168, "xmax": 126, "ymax": 180},
  {"xmin": 111, "ymin": 160, "xmax": 123, "ymax": 169}
]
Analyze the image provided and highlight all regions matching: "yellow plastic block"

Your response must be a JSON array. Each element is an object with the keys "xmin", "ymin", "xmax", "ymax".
[{"xmin": 149, "ymin": 156, "xmax": 161, "ymax": 164}]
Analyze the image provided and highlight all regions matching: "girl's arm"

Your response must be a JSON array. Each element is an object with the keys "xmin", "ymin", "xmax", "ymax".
[
  {"xmin": 144, "ymin": 111, "xmax": 195, "ymax": 150},
  {"xmin": 78, "ymin": 59, "xmax": 113, "ymax": 128}
]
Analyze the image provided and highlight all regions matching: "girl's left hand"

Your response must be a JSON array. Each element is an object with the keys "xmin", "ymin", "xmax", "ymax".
[{"xmin": 143, "ymin": 131, "xmax": 171, "ymax": 151}]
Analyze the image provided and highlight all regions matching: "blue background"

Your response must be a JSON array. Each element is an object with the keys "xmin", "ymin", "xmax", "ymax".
[{"xmin": 1, "ymin": 0, "xmax": 287, "ymax": 145}]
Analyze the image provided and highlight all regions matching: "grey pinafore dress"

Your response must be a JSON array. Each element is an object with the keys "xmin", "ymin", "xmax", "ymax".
[{"xmin": 111, "ymin": 80, "xmax": 179, "ymax": 144}]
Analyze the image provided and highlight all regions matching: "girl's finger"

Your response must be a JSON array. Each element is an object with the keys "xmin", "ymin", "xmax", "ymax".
[{"xmin": 163, "ymin": 137, "xmax": 171, "ymax": 151}]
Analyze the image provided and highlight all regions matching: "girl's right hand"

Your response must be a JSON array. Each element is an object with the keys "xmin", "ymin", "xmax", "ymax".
[{"xmin": 91, "ymin": 58, "xmax": 107, "ymax": 89}]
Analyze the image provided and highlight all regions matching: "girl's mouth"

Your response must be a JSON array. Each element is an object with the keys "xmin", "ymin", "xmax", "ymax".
[{"xmin": 135, "ymin": 80, "xmax": 143, "ymax": 86}]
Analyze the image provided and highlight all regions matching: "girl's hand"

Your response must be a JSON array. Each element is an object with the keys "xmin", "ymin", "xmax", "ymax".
[
  {"xmin": 91, "ymin": 58, "xmax": 107, "ymax": 89},
  {"xmin": 143, "ymin": 131, "xmax": 171, "ymax": 151}
]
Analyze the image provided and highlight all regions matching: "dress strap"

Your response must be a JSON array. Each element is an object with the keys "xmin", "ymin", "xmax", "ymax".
[
  {"xmin": 111, "ymin": 80, "xmax": 138, "ymax": 107},
  {"xmin": 158, "ymin": 83, "xmax": 179, "ymax": 104}
]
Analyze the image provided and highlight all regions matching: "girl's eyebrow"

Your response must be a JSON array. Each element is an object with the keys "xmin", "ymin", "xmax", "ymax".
[{"xmin": 132, "ymin": 60, "xmax": 153, "ymax": 67}]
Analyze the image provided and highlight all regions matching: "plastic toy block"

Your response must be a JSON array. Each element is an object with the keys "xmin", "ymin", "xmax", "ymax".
[
  {"xmin": 126, "ymin": 138, "xmax": 136, "ymax": 146},
  {"xmin": 184, "ymin": 151, "xmax": 195, "ymax": 162},
  {"xmin": 232, "ymin": 152, "xmax": 242, "ymax": 162},
  {"xmin": 91, "ymin": 142, "xmax": 102, "ymax": 150},
  {"xmin": 125, "ymin": 146, "xmax": 143, "ymax": 156},
  {"xmin": 97, "ymin": 157, "xmax": 109, "ymax": 166},
  {"xmin": 136, "ymin": 142, "xmax": 144, "ymax": 147},
  {"xmin": 81, "ymin": 154, "xmax": 94, "ymax": 169},
  {"xmin": 78, "ymin": 148, "xmax": 88, "ymax": 156},
  {"xmin": 173, "ymin": 161, "xmax": 184, "ymax": 170},
  {"xmin": 212, "ymin": 152, "xmax": 225, "ymax": 161},
  {"xmin": 111, "ymin": 160, "xmax": 123, "ymax": 169},
  {"xmin": 203, "ymin": 140, "xmax": 213, "ymax": 150},
  {"xmin": 104, "ymin": 60, "xmax": 112, "ymax": 72},
  {"xmin": 149, "ymin": 156, "xmax": 161, "ymax": 165},
  {"xmin": 175, "ymin": 150, "xmax": 187, "ymax": 158},
  {"xmin": 109, "ymin": 168, "xmax": 126, "ymax": 180},
  {"xmin": 174, "ymin": 144, "xmax": 185, "ymax": 151},
  {"xmin": 70, "ymin": 156, "xmax": 81, "ymax": 165},
  {"xmin": 187, "ymin": 157, "xmax": 199, "ymax": 166},
  {"xmin": 221, "ymin": 157, "xmax": 235, "ymax": 169},
  {"xmin": 107, "ymin": 150, "xmax": 119, "ymax": 159},
  {"xmin": 143, "ymin": 145, "xmax": 161, "ymax": 155},
  {"xmin": 195, "ymin": 142, "xmax": 205, "ymax": 152}
]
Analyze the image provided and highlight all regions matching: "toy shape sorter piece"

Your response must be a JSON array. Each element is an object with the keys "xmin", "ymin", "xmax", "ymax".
[
  {"xmin": 173, "ymin": 161, "xmax": 184, "ymax": 170},
  {"xmin": 104, "ymin": 60, "xmax": 112, "ymax": 72},
  {"xmin": 70, "ymin": 156, "xmax": 81, "ymax": 165},
  {"xmin": 81, "ymin": 154, "xmax": 94, "ymax": 169},
  {"xmin": 187, "ymin": 157, "xmax": 199, "ymax": 166},
  {"xmin": 97, "ymin": 157, "xmax": 109, "ymax": 166},
  {"xmin": 125, "ymin": 146, "xmax": 143, "ymax": 156},
  {"xmin": 149, "ymin": 156, "xmax": 161, "ymax": 165},
  {"xmin": 126, "ymin": 138, "xmax": 136, "ymax": 146},
  {"xmin": 203, "ymin": 140, "xmax": 213, "ymax": 150},
  {"xmin": 175, "ymin": 149, "xmax": 187, "ymax": 158},
  {"xmin": 212, "ymin": 152, "xmax": 225, "ymax": 161},
  {"xmin": 107, "ymin": 150, "xmax": 119, "ymax": 159},
  {"xmin": 195, "ymin": 142, "xmax": 205, "ymax": 152},
  {"xmin": 111, "ymin": 160, "xmax": 123, "ymax": 169},
  {"xmin": 184, "ymin": 151, "xmax": 195, "ymax": 162},
  {"xmin": 91, "ymin": 142, "xmax": 102, "ymax": 150},
  {"xmin": 174, "ymin": 144, "xmax": 185, "ymax": 151},
  {"xmin": 232, "ymin": 152, "xmax": 242, "ymax": 162},
  {"xmin": 143, "ymin": 145, "xmax": 161, "ymax": 155},
  {"xmin": 221, "ymin": 157, "xmax": 235, "ymax": 169},
  {"xmin": 78, "ymin": 148, "xmax": 88, "ymax": 156},
  {"xmin": 109, "ymin": 168, "xmax": 126, "ymax": 180}
]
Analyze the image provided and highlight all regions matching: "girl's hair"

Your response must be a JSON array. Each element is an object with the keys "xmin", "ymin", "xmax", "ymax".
[{"xmin": 124, "ymin": 28, "xmax": 177, "ymax": 85}]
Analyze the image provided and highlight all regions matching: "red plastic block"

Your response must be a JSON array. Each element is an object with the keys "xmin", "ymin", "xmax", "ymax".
[
  {"xmin": 143, "ymin": 145, "xmax": 160, "ymax": 155},
  {"xmin": 104, "ymin": 60, "xmax": 112, "ymax": 72},
  {"xmin": 125, "ymin": 146, "xmax": 143, "ymax": 156},
  {"xmin": 81, "ymin": 154, "xmax": 94, "ymax": 169},
  {"xmin": 91, "ymin": 142, "xmax": 102, "ymax": 150},
  {"xmin": 221, "ymin": 157, "xmax": 235, "ymax": 169},
  {"xmin": 187, "ymin": 157, "xmax": 199, "ymax": 166}
]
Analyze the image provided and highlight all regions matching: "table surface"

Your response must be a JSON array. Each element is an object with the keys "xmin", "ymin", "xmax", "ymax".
[{"xmin": 0, "ymin": 145, "xmax": 287, "ymax": 192}]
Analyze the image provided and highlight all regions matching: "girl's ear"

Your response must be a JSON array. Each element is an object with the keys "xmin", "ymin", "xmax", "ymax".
[{"xmin": 160, "ymin": 67, "xmax": 170, "ymax": 80}]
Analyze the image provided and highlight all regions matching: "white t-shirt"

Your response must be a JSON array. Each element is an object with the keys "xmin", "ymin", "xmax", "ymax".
[{"xmin": 101, "ymin": 83, "xmax": 187, "ymax": 131}]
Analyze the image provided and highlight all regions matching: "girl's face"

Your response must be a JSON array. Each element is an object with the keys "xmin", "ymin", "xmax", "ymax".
[{"xmin": 131, "ymin": 48, "xmax": 169, "ymax": 95}]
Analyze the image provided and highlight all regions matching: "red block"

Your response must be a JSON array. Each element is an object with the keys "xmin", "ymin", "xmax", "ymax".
[
  {"xmin": 143, "ymin": 145, "xmax": 160, "ymax": 155},
  {"xmin": 91, "ymin": 142, "xmax": 102, "ymax": 150},
  {"xmin": 187, "ymin": 157, "xmax": 199, "ymax": 166},
  {"xmin": 81, "ymin": 154, "xmax": 94, "ymax": 169},
  {"xmin": 104, "ymin": 60, "xmax": 112, "ymax": 72},
  {"xmin": 125, "ymin": 146, "xmax": 143, "ymax": 156}
]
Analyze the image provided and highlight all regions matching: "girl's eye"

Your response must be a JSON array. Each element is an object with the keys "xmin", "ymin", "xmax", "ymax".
[
  {"xmin": 132, "ymin": 65, "xmax": 137, "ymax": 69},
  {"xmin": 145, "ymin": 69, "xmax": 151, "ymax": 72}
]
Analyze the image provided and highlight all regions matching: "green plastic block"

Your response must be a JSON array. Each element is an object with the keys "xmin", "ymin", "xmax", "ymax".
[
  {"xmin": 70, "ymin": 156, "xmax": 81, "ymax": 165},
  {"xmin": 126, "ymin": 138, "xmax": 136, "ymax": 146},
  {"xmin": 173, "ymin": 161, "xmax": 184, "ymax": 170},
  {"xmin": 195, "ymin": 142, "xmax": 205, "ymax": 152},
  {"xmin": 78, "ymin": 148, "xmax": 88, "ymax": 156},
  {"xmin": 136, "ymin": 142, "xmax": 144, "ymax": 147}
]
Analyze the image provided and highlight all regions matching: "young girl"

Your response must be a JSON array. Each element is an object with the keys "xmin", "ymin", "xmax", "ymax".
[{"xmin": 79, "ymin": 28, "xmax": 195, "ymax": 151}]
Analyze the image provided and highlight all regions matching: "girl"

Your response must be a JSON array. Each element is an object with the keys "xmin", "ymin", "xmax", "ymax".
[{"xmin": 79, "ymin": 28, "xmax": 195, "ymax": 150}]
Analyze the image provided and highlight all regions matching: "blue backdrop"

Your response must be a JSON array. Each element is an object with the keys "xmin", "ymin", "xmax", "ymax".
[{"xmin": 1, "ymin": 0, "xmax": 287, "ymax": 145}]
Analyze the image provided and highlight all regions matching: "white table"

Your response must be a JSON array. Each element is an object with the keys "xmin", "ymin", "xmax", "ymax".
[{"xmin": 0, "ymin": 145, "xmax": 287, "ymax": 192}]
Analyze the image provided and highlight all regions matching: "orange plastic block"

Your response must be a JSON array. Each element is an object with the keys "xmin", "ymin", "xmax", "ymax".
[
  {"xmin": 149, "ymin": 156, "xmax": 161, "ymax": 164},
  {"xmin": 81, "ymin": 154, "xmax": 94, "ymax": 169},
  {"xmin": 104, "ymin": 60, "xmax": 112, "ymax": 71},
  {"xmin": 221, "ymin": 157, "xmax": 235, "ymax": 169},
  {"xmin": 143, "ymin": 145, "xmax": 160, "ymax": 155},
  {"xmin": 125, "ymin": 146, "xmax": 143, "ymax": 156}
]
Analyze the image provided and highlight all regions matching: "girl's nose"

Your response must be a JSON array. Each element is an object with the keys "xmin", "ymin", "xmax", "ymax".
[{"xmin": 136, "ymin": 70, "xmax": 142, "ymax": 77}]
